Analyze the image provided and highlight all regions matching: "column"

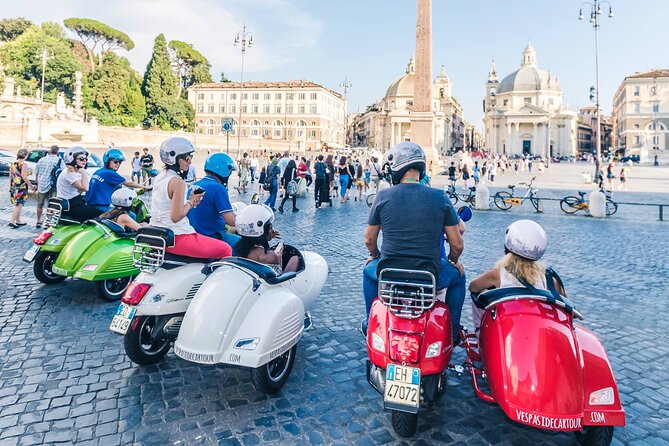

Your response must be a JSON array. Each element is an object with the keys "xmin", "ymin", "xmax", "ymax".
[
  {"xmin": 533, "ymin": 122, "xmax": 538, "ymax": 155},
  {"xmin": 506, "ymin": 123, "xmax": 512, "ymax": 155},
  {"xmin": 514, "ymin": 122, "xmax": 520, "ymax": 155}
]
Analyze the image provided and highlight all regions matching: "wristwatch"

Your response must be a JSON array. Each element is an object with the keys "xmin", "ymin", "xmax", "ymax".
[{"xmin": 447, "ymin": 256, "xmax": 458, "ymax": 266}]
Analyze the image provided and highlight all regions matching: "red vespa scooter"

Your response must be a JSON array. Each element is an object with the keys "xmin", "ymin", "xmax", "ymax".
[
  {"xmin": 461, "ymin": 278, "xmax": 625, "ymax": 446},
  {"xmin": 366, "ymin": 256, "xmax": 453, "ymax": 438}
]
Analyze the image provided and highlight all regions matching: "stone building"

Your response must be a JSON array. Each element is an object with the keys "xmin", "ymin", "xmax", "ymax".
[
  {"xmin": 188, "ymin": 80, "xmax": 346, "ymax": 153},
  {"xmin": 578, "ymin": 106, "xmax": 612, "ymax": 155},
  {"xmin": 483, "ymin": 43, "xmax": 577, "ymax": 157},
  {"xmin": 612, "ymin": 69, "xmax": 669, "ymax": 161}
]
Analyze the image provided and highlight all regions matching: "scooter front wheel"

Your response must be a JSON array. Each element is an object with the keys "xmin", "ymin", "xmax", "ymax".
[
  {"xmin": 251, "ymin": 345, "xmax": 296, "ymax": 394},
  {"xmin": 124, "ymin": 316, "xmax": 171, "ymax": 366},
  {"xmin": 391, "ymin": 410, "xmax": 418, "ymax": 438},
  {"xmin": 33, "ymin": 251, "xmax": 66, "ymax": 284},
  {"xmin": 96, "ymin": 275, "xmax": 134, "ymax": 302},
  {"xmin": 575, "ymin": 426, "xmax": 614, "ymax": 446}
]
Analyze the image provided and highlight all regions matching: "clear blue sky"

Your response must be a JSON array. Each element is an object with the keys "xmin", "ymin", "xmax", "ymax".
[{"xmin": 7, "ymin": 0, "xmax": 669, "ymax": 129}]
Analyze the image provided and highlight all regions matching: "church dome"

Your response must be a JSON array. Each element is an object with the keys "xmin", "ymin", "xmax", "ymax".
[
  {"xmin": 386, "ymin": 57, "xmax": 416, "ymax": 98},
  {"xmin": 497, "ymin": 43, "xmax": 561, "ymax": 94}
]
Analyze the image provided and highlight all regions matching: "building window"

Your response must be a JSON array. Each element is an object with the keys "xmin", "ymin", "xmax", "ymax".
[
  {"xmin": 287, "ymin": 130, "xmax": 293, "ymax": 138},
  {"xmin": 275, "ymin": 105, "xmax": 282, "ymax": 114},
  {"xmin": 524, "ymin": 97, "xmax": 531, "ymax": 104},
  {"xmin": 634, "ymin": 135, "xmax": 640, "ymax": 144},
  {"xmin": 633, "ymin": 103, "xmax": 640, "ymax": 113},
  {"xmin": 197, "ymin": 93, "xmax": 204, "ymax": 100},
  {"xmin": 230, "ymin": 93, "xmax": 237, "ymax": 100},
  {"xmin": 251, "ymin": 105, "xmax": 257, "ymax": 113},
  {"xmin": 219, "ymin": 105, "xmax": 225, "ymax": 113},
  {"xmin": 298, "ymin": 93, "xmax": 306, "ymax": 100},
  {"xmin": 287, "ymin": 105, "xmax": 293, "ymax": 114},
  {"xmin": 503, "ymin": 99, "xmax": 508, "ymax": 106},
  {"xmin": 274, "ymin": 129, "xmax": 281, "ymax": 137},
  {"xmin": 653, "ymin": 103, "xmax": 660, "ymax": 113},
  {"xmin": 310, "ymin": 130, "xmax": 316, "ymax": 138},
  {"xmin": 275, "ymin": 93, "xmax": 282, "ymax": 100},
  {"xmin": 634, "ymin": 124, "xmax": 640, "ymax": 129},
  {"xmin": 220, "ymin": 93, "xmax": 225, "ymax": 99},
  {"xmin": 650, "ymin": 86, "xmax": 657, "ymax": 96},
  {"xmin": 209, "ymin": 93, "xmax": 214, "ymax": 99},
  {"xmin": 264, "ymin": 93, "xmax": 270, "ymax": 100},
  {"xmin": 197, "ymin": 105, "xmax": 204, "ymax": 113},
  {"xmin": 229, "ymin": 105, "xmax": 236, "ymax": 113},
  {"xmin": 208, "ymin": 105, "xmax": 214, "ymax": 113},
  {"xmin": 252, "ymin": 93, "xmax": 259, "ymax": 100},
  {"xmin": 310, "ymin": 105, "xmax": 317, "ymax": 114},
  {"xmin": 298, "ymin": 105, "xmax": 305, "ymax": 114},
  {"xmin": 634, "ymin": 86, "xmax": 640, "ymax": 96},
  {"xmin": 264, "ymin": 105, "xmax": 270, "ymax": 114},
  {"xmin": 243, "ymin": 93, "xmax": 248, "ymax": 100},
  {"xmin": 242, "ymin": 105, "xmax": 248, "ymax": 113},
  {"xmin": 310, "ymin": 93, "xmax": 318, "ymax": 100}
]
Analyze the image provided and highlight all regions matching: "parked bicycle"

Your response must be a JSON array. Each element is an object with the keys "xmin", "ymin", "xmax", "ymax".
[
  {"xmin": 559, "ymin": 189, "xmax": 618, "ymax": 216},
  {"xmin": 493, "ymin": 176, "xmax": 543, "ymax": 212},
  {"xmin": 366, "ymin": 177, "xmax": 392, "ymax": 207},
  {"xmin": 445, "ymin": 183, "xmax": 476, "ymax": 208}
]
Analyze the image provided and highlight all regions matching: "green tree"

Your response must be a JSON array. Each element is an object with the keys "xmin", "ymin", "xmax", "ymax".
[
  {"xmin": 152, "ymin": 97, "xmax": 194, "ymax": 131},
  {"xmin": 0, "ymin": 17, "xmax": 33, "ymax": 41},
  {"xmin": 83, "ymin": 52, "xmax": 145, "ymax": 127},
  {"xmin": 168, "ymin": 40, "xmax": 212, "ymax": 97},
  {"xmin": 143, "ymin": 34, "xmax": 186, "ymax": 129},
  {"xmin": 63, "ymin": 18, "xmax": 134, "ymax": 71},
  {"xmin": 219, "ymin": 71, "xmax": 232, "ymax": 82},
  {"xmin": 0, "ymin": 25, "xmax": 82, "ymax": 102}
]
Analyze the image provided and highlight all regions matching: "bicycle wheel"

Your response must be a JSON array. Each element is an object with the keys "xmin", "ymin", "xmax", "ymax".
[
  {"xmin": 605, "ymin": 198, "xmax": 618, "ymax": 216},
  {"xmin": 494, "ymin": 191, "xmax": 513, "ymax": 210},
  {"xmin": 466, "ymin": 195, "xmax": 476, "ymax": 208},
  {"xmin": 530, "ymin": 195, "xmax": 544, "ymax": 213},
  {"xmin": 448, "ymin": 193, "xmax": 459, "ymax": 206},
  {"xmin": 366, "ymin": 193, "xmax": 376, "ymax": 208},
  {"xmin": 560, "ymin": 196, "xmax": 581, "ymax": 214}
]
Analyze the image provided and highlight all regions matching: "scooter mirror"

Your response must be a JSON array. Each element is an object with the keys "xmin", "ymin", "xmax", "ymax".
[{"xmin": 458, "ymin": 206, "xmax": 473, "ymax": 222}]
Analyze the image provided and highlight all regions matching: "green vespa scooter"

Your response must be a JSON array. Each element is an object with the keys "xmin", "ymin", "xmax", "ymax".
[
  {"xmin": 23, "ymin": 198, "xmax": 87, "ymax": 284},
  {"xmin": 49, "ymin": 197, "xmax": 150, "ymax": 301}
]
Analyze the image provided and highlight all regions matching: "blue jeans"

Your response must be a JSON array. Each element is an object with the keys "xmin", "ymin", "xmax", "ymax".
[
  {"xmin": 264, "ymin": 179, "xmax": 278, "ymax": 209},
  {"xmin": 211, "ymin": 231, "xmax": 241, "ymax": 256},
  {"xmin": 339, "ymin": 174, "xmax": 349, "ymax": 197},
  {"xmin": 363, "ymin": 258, "xmax": 465, "ymax": 341}
]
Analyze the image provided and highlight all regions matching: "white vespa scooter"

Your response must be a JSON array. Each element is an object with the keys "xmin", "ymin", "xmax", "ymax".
[{"xmin": 173, "ymin": 242, "xmax": 327, "ymax": 393}]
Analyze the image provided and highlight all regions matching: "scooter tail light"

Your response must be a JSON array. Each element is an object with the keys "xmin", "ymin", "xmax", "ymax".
[
  {"xmin": 425, "ymin": 341, "xmax": 442, "ymax": 358},
  {"xmin": 589, "ymin": 387, "xmax": 614, "ymax": 405},
  {"xmin": 372, "ymin": 332, "xmax": 385, "ymax": 352},
  {"xmin": 390, "ymin": 333, "xmax": 421, "ymax": 363},
  {"xmin": 33, "ymin": 231, "xmax": 53, "ymax": 245},
  {"xmin": 121, "ymin": 283, "xmax": 152, "ymax": 306}
]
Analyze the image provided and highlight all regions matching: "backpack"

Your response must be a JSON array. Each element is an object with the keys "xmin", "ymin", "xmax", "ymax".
[
  {"xmin": 263, "ymin": 165, "xmax": 275, "ymax": 191},
  {"xmin": 49, "ymin": 159, "xmax": 64, "ymax": 193}
]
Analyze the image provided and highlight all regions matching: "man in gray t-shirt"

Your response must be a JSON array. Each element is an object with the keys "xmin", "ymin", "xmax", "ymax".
[{"xmin": 362, "ymin": 142, "xmax": 465, "ymax": 342}]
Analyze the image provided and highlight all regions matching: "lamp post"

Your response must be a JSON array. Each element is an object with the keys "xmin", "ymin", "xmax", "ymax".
[
  {"xmin": 37, "ymin": 47, "xmax": 53, "ymax": 147},
  {"xmin": 579, "ymin": 0, "xmax": 614, "ymax": 162},
  {"xmin": 340, "ymin": 76, "xmax": 351, "ymax": 146},
  {"xmin": 234, "ymin": 26, "xmax": 253, "ymax": 156}
]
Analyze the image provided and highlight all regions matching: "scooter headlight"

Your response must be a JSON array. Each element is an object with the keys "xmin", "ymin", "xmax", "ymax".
[
  {"xmin": 372, "ymin": 332, "xmax": 385, "ymax": 352},
  {"xmin": 425, "ymin": 341, "xmax": 442, "ymax": 358},
  {"xmin": 589, "ymin": 387, "xmax": 614, "ymax": 405}
]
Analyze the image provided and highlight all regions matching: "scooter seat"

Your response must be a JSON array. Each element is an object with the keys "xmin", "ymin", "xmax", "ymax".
[
  {"xmin": 219, "ymin": 257, "xmax": 297, "ymax": 285},
  {"xmin": 162, "ymin": 253, "xmax": 217, "ymax": 268},
  {"xmin": 98, "ymin": 219, "xmax": 136, "ymax": 238}
]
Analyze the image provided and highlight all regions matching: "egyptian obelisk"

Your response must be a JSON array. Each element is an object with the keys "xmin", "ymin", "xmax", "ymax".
[{"xmin": 411, "ymin": 0, "xmax": 438, "ymax": 165}]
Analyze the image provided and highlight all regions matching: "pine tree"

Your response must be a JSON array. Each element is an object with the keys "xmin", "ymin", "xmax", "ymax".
[{"xmin": 142, "ymin": 34, "xmax": 179, "ymax": 128}]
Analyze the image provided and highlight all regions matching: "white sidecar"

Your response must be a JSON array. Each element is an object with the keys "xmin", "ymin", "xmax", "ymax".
[{"xmin": 174, "ymin": 246, "xmax": 327, "ymax": 393}]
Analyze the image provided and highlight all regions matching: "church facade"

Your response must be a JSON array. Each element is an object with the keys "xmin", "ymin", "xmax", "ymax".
[{"xmin": 483, "ymin": 43, "xmax": 577, "ymax": 157}]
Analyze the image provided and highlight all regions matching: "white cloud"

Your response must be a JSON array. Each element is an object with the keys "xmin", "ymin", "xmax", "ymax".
[{"xmin": 4, "ymin": 0, "xmax": 323, "ymax": 79}]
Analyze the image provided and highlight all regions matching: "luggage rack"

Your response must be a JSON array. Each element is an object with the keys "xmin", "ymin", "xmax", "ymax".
[
  {"xmin": 44, "ymin": 199, "xmax": 64, "ymax": 228},
  {"xmin": 378, "ymin": 268, "xmax": 436, "ymax": 318}
]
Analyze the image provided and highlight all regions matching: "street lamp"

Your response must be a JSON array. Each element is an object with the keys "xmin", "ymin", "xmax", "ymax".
[
  {"xmin": 37, "ymin": 47, "xmax": 53, "ymax": 147},
  {"xmin": 340, "ymin": 76, "xmax": 352, "ymax": 146},
  {"xmin": 578, "ymin": 0, "xmax": 614, "ymax": 162},
  {"xmin": 234, "ymin": 26, "xmax": 253, "ymax": 155}
]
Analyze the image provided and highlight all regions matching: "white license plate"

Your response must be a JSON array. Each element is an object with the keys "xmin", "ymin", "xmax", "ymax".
[
  {"xmin": 23, "ymin": 244, "xmax": 40, "ymax": 263},
  {"xmin": 384, "ymin": 364, "xmax": 420, "ymax": 409},
  {"xmin": 109, "ymin": 304, "xmax": 136, "ymax": 335}
]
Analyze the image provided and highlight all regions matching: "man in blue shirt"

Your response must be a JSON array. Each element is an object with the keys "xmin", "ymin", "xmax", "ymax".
[
  {"xmin": 86, "ymin": 148, "xmax": 147, "ymax": 211},
  {"xmin": 187, "ymin": 153, "xmax": 239, "ymax": 250}
]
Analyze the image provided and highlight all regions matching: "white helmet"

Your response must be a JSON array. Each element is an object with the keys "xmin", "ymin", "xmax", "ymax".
[
  {"xmin": 384, "ymin": 142, "xmax": 426, "ymax": 185},
  {"xmin": 231, "ymin": 201, "xmax": 247, "ymax": 215},
  {"xmin": 236, "ymin": 204, "xmax": 274, "ymax": 237},
  {"xmin": 159, "ymin": 137, "xmax": 195, "ymax": 166},
  {"xmin": 111, "ymin": 188, "xmax": 137, "ymax": 209},
  {"xmin": 504, "ymin": 219, "xmax": 548, "ymax": 261},
  {"xmin": 64, "ymin": 147, "xmax": 89, "ymax": 166}
]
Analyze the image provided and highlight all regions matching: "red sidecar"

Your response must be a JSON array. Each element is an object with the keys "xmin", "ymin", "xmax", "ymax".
[{"xmin": 462, "ymin": 287, "xmax": 625, "ymax": 446}]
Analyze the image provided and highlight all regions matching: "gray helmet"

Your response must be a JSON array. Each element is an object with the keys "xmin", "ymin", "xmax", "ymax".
[
  {"xmin": 159, "ymin": 137, "xmax": 195, "ymax": 166},
  {"xmin": 64, "ymin": 147, "xmax": 89, "ymax": 166},
  {"xmin": 384, "ymin": 142, "xmax": 426, "ymax": 185}
]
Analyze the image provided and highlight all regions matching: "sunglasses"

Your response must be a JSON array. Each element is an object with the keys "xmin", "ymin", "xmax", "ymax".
[{"xmin": 77, "ymin": 157, "xmax": 88, "ymax": 161}]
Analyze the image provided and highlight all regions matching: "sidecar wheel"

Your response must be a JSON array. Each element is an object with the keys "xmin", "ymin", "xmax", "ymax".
[
  {"xmin": 251, "ymin": 345, "xmax": 296, "ymax": 394},
  {"xmin": 423, "ymin": 372, "xmax": 447, "ymax": 402},
  {"xmin": 33, "ymin": 251, "xmax": 66, "ymax": 284},
  {"xmin": 391, "ymin": 410, "xmax": 418, "ymax": 438},
  {"xmin": 96, "ymin": 276, "xmax": 134, "ymax": 302},
  {"xmin": 124, "ymin": 316, "xmax": 170, "ymax": 366},
  {"xmin": 575, "ymin": 426, "xmax": 614, "ymax": 446}
]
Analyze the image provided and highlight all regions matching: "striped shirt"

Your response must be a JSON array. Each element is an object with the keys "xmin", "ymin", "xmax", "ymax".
[{"xmin": 35, "ymin": 154, "xmax": 62, "ymax": 194}]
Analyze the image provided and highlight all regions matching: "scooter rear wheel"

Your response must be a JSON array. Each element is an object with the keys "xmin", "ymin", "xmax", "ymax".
[
  {"xmin": 96, "ymin": 275, "xmax": 134, "ymax": 302},
  {"xmin": 33, "ymin": 251, "xmax": 66, "ymax": 284},
  {"xmin": 575, "ymin": 426, "xmax": 614, "ymax": 446},
  {"xmin": 251, "ymin": 345, "xmax": 296, "ymax": 394},
  {"xmin": 124, "ymin": 316, "xmax": 171, "ymax": 366},
  {"xmin": 391, "ymin": 410, "xmax": 418, "ymax": 438}
]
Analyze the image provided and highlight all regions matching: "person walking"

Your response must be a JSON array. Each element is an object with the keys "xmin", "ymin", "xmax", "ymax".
[
  {"xmin": 140, "ymin": 148, "xmax": 155, "ymax": 187},
  {"xmin": 472, "ymin": 161, "xmax": 481, "ymax": 186},
  {"xmin": 345, "ymin": 159, "xmax": 355, "ymax": 201},
  {"xmin": 131, "ymin": 151, "xmax": 142, "ymax": 183},
  {"xmin": 355, "ymin": 161, "xmax": 364, "ymax": 201},
  {"xmin": 606, "ymin": 162, "xmax": 615, "ymax": 190},
  {"xmin": 337, "ymin": 156, "xmax": 350, "ymax": 203},
  {"xmin": 8, "ymin": 148, "xmax": 30, "ymax": 228},
  {"xmin": 249, "ymin": 152, "xmax": 259, "ymax": 183},
  {"xmin": 34, "ymin": 145, "xmax": 63, "ymax": 228},
  {"xmin": 264, "ymin": 156, "xmax": 280, "ymax": 211},
  {"xmin": 618, "ymin": 168, "xmax": 627, "ymax": 191},
  {"xmin": 363, "ymin": 159, "xmax": 371, "ymax": 193},
  {"xmin": 237, "ymin": 152, "xmax": 250, "ymax": 193},
  {"xmin": 461, "ymin": 163, "xmax": 471, "ymax": 189},
  {"xmin": 313, "ymin": 155, "xmax": 327, "ymax": 208},
  {"xmin": 325, "ymin": 154, "xmax": 335, "ymax": 204},
  {"xmin": 370, "ymin": 156, "xmax": 382, "ymax": 192},
  {"xmin": 278, "ymin": 158, "xmax": 299, "ymax": 213},
  {"xmin": 489, "ymin": 162, "xmax": 497, "ymax": 183}
]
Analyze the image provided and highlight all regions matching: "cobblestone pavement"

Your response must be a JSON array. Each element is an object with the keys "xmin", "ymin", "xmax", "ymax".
[{"xmin": 0, "ymin": 182, "xmax": 667, "ymax": 445}]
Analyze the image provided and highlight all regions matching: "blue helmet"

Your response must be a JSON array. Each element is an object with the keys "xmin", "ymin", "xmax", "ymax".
[
  {"xmin": 103, "ymin": 148, "xmax": 126, "ymax": 165},
  {"xmin": 204, "ymin": 153, "xmax": 236, "ymax": 179}
]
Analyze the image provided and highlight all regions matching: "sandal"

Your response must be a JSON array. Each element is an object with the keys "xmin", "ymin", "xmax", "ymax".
[
  {"xmin": 7, "ymin": 222, "xmax": 18, "ymax": 228},
  {"xmin": 15, "ymin": 222, "xmax": 27, "ymax": 226}
]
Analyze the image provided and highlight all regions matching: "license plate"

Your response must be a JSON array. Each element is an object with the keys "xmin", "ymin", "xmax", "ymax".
[
  {"xmin": 23, "ymin": 244, "xmax": 40, "ymax": 263},
  {"xmin": 384, "ymin": 364, "xmax": 420, "ymax": 410},
  {"xmin": 109, "ymin": 304, "xmax": 136, "ymax": 335}
]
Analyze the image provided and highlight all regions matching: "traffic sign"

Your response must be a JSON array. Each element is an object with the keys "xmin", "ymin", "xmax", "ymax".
[{"xmin": 222, "ymin": 119, "xmax": 234, "ymax": 132}]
